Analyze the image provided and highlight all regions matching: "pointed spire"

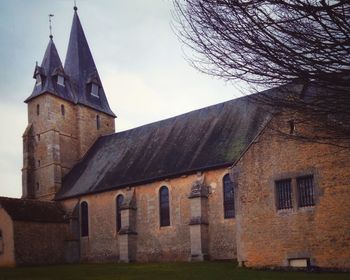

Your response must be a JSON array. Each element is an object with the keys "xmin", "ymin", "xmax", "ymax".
[
  {"xmin": 25, "ymin": 38, "xmax": 76, "ymax": 103},
  {"xmin": 64, "ymin": 7, "xmax": 115, "ymax": 117}
]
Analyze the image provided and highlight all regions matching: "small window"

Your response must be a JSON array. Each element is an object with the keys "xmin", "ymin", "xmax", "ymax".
[
  {"xmin": 81, "ymin": 202, "xmax": 89, "ymax": 237},
  {"xmin": 35, "ymin": 75, "xmax": 42, "ymax": 86},
  {"xmin": 0, "ymin": 230, "xmax": 3, "ymax": 254},
  {"xmin": 36, "ymin": 182, "xmax": 40, "ymax": 191},
  {"xmin": 116, "ymin": 195, "xmax": 124, "ymax": 232},
  {"xmin": 61, "ymin": 105, "xmax": 65, "ymax": 116},
  {"xmin": 223, "ymin": 174, "xmax": 235, "ymax": 218},
  {"xmin": 276, "ymin": 179, "xmax": 293, "ymax": 210},
  {"xmin": 159, "ymin": 186, "xmax": 170, "ymax": 227},
  {"xmin": 36, "ymin": 104, "xmax": 40, "ymax": 116},
  {"xmin": 297, "ymin": 175, "xmax": 315, "ymax": 207},
  {"xmin": 96, "ymin": 115, "xmax": 100, "ymax": 130},
  {"xmin": 37, "ymin": 160, "xmax": 41, "ymax": 167},
  {"xmin": 37, "ymin": 134, "xmax": 40, "ymax": 141},
  {"xmin": 57, "ymin": 75, "xmax": 65, "ymax": 86},
  {"xmin": 91, "ymin": 83, "xmax": 99, "ymax": 98}
]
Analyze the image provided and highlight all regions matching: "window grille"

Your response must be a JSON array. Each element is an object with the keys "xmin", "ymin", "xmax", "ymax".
[
  {"xmin": 223, "ymin": 174, "xmax": 235, "ymax": 218},
  {"xmin": 297, "ymin": 175, "xmax": 315, "ymax": 207},
  {"xmin": 276, "ymin": 179, "xmax": 293, "ymax": 210}
]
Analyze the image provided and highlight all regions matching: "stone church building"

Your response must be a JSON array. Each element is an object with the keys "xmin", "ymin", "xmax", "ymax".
[{"xmin": 0, "ymin": 6, "xmax": 349, "ymax": 269}]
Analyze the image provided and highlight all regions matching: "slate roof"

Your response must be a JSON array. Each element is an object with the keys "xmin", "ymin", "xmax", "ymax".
[
  {"xmin": 64, "ymin": 8, "xmax": 115, "ymax": 117},
  {"xmin": 0, "ymin": 197, "xmax": 67, "ymax": 223},
  {"xmin": 25, "ymin": 38, "xmax": 76, "ymax": 103},
  {"xmin": 56, "ymin": 96, "xmax": 270, "ymax": 200}
]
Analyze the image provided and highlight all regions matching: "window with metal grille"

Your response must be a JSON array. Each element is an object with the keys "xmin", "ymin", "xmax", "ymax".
[
  {"xmin": 297, "ymin": 175, "xmax": 315, "ymax": 207},
  {"xmin": 116, "ymin": 195, "xmax": 124, "ymax": 232},
  {"xmin": 275, "ymin": 179, "xmax": 293, "ymax": 210},
  {"xmin": 223, "ymin": 174, "xmax": 235, "ymax": 218},
  {"xmin": 81, "ymin": 201, "xmax": 89, "ymax": 237},
  {"xmin": 159, "ymin": 186, "xmax": 170, "ymax": 227}
]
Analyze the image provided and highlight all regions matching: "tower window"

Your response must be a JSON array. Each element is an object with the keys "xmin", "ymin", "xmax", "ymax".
[
  {"xmin": 57, "ymin": 75, "xmax": 65, "ymax": 86},
  {"xmin": 223, "ymin": 174, "xmax": 235, "ymax": 218},
  {"xmin": 96, "ymin": 115, "xmax": 100, "ymax": 130},
  {"xmin": 80, "ymin": 201, "xmax": 89, "ymax": 237},
  {"xmin": 116, "ymin": 195, "xmax": 124, "ymax": 232},
  {"xmin": 36, "ymin": 104, "xmax": 40, "ymax": 116},
  {"xmin": 36, "ymin": 182, "xmax": 40, "ymax": 191},
  {"xmin": 159, "ymin": 186, "xmax": 170, "ymax": 227},
  {"xmin": 35, "ymin": 75, "xmax": 42, "ymax": 86},
  {"xmin": 91, "ymin": 83, "xmax": 99, "ymax": 98},
  {"xmin": 37, "ymin": 160, "xmax": 41, "ymax": 167},
  {"xmin": 61, "ymin": 105, "xmax": 65, "ymax": 116}
]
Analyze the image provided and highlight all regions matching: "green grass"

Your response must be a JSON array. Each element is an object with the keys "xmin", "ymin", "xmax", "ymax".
[{"xmin": 0, "ymin": 262, "xmax": 349, "ymax": 280}]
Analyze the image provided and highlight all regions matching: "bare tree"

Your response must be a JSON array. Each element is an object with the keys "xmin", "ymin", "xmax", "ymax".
[{"xmin": 173, "ymin": 0, "xmax": 350, "ymax": 147}]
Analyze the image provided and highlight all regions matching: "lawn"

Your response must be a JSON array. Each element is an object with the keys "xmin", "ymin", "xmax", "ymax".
[{"xmin": 0, "ymin": 262, "xmax": 349, "ymax": 280}]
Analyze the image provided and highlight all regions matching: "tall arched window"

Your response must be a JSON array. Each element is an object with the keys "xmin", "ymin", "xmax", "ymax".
[
  {"xmin": 96, "ymin": 115, "xmax": 100, "ymax": 130},
  {"xmin": 116, "ymin": 195, "xmax": 124, "ymax": 232},
  {"xmin": 36, "ymin": 104, "xmax": 40, "ymax": 116},
  {"xmin": 61, "ymin": 104, "xmax": 65, "ymax": 116},
  {"xmin": 81, "ymin": 201, "xmax": 89, "ymax": 237},
  {"xmin": 223, "ymin": 174, "xmax": 235, "ymax": 219},
  {"xmin": 159, "ymin": 186, "xmax": 170, "ymax": 227}
]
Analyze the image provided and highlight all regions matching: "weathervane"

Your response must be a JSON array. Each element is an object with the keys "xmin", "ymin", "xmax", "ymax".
[
  {"xmin": 74, "ymin": 0, "xmax": 78, "ymax": 11},
  {"xmin": 49, "ymin": 14, "xmax": 54, "ymax": 39}
]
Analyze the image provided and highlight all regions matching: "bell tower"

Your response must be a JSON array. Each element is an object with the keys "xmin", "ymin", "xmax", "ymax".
[{"xmin": 22, "ymin": 6, "xmax": 116, "ymax": 200}]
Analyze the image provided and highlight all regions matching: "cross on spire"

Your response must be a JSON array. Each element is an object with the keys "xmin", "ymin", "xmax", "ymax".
[{"xmin": 48, "ymin": 14, "xmax": 54, "ymax": 39}]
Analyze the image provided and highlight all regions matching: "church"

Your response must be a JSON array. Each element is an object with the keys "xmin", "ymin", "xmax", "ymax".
[{"xmin": 0, "ymin": 6, "xmax": 349, "ymax": 269}]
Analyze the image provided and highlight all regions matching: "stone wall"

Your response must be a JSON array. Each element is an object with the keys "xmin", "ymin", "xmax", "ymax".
[
  {"xmin": 23, "ymin": 94, "xmax": 115, "ymax": 200},
  {"xmin": 0, "ymin": 208, "xmax": 15, "ymax": 267},
  {"xmin": 233, "ymin": 117, "xmax": 350, "ymax": 269},
  {"xmin": 13, "ymin": 221, "xmax": 68, "ymax": 266},
  {"xmin": 61, "ymin": 167, "xmax": 237, "ymax": 263}
]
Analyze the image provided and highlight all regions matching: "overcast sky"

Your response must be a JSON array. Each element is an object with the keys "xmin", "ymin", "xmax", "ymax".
[{"xmin": 0, "ymin": 0, "xmax": 243, "ymax": 198}]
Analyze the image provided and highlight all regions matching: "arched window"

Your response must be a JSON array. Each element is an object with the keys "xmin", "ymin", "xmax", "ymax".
[
  {"xmin": 96, "ymin": 115, "xmax": 100, "ymax": 130},
  {"xmin": 159, "ymin": 186, "xmax": 170, "ymax": 227},
  {"xmin": 116, "ymin": 195, "xmax": 124, "ymax": 232},
  {"xmin": 61, "ymin": 104, "xmax": 65, "ymax": 116},
  {"xmin": 81, "ymin": 201, "xmax": 89, "ymax": 237},
  {"xmin": 0, "ymin": 229, "xmax": 3, "ymax": 254},
  {"xmin": 223, "ymin": 174, "xmax": 235, "ymax": 219},
  {"xmin": 36, "ymin": 104, "xmax": 40, "ymax": 116}
]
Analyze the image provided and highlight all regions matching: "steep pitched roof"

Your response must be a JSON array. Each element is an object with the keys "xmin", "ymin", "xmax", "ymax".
[
  {"xmin": 56, "ymin": 96, "xmax": 270, "ymax": 200},
  {"xmin": 0, "ymin": 197, "xmax": 67, "ymax": 223},
  {"xmin": 25, "ymin": 38, "xmax": 76, "ymax": 103},
  {"xmin": 64, "ymin": 8, "xmax": 115, "ymax": 117}
]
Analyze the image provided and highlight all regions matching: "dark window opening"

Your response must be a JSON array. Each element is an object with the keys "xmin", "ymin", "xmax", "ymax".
[
  {"xmin": 96, "ymin": 115, "xmax": 100, "ymax": 130},
  {"xmin": 36, "ymin": 104, "xmax": 40, "ymax": 116},
  {"xmin": 81, "ymin": 201, "xmax": 89, "ymax": 237},
  {"xmin": 297, "ymin": 175, "xmax": 315, "ymax": 207},
  {"xmin": 223, "ymin": 174, "xmax": 235, "ymax": 218},
  {"xmin": 61, "ymin": 105, "xmax": 65, "ymax": 116},
  {"xmin": 36, "ymin": 182, "xmax": 40, "ymax": 191},
  {"xmin": 159, "ymin": 186, "xmax": 170, "ymax": 227},
  {"xmin": 276, "ymin": 179, "xmax": 293, "ymax": 210},
  {"xmin": 37, "ymin": 160, "xmax": 40, "ymax": 167},
  {"xmin": 37, "ymin": 134, "xmax": 40, "ymax": 141},
  {"xmin": 288, "ymin": 120, "xmax": 295, "ymax": 134},
  {"xmin": 116, "ymin": 195, "xmax": 124, "ymax": 232},
  {"xmin": 0, "ymin": 230, "xmax": 3, "ymax": 254}
]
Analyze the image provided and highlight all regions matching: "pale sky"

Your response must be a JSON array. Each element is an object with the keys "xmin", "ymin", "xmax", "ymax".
[{"xmin": 0, "ymin": 0, "xmax": 243, "ymax": 198}]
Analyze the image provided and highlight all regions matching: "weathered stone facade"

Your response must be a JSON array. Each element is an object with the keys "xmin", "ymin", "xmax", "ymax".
[
  {"xmin": 22, "ymin": 94, "xmax": 115, "ymax": 201},
  {"xmin": 61, "ymin": 168, "xmax": 237, "ymax": 263},
  {"xmin": 233, "ymin": 117, "xmax": 350, "ymax": 269}
]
